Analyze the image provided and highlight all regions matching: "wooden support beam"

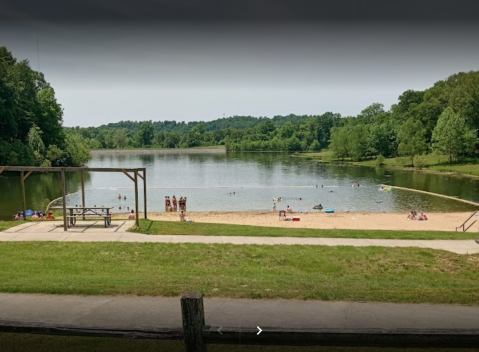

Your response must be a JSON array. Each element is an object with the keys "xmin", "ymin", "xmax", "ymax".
[
  {"xmin": 181, "ymin": 292, "xmax": 207, "ymax": 352},
  {"xmin": 23, "ymin": 170, "xmax": 33, "ymax": 181},
  {"xmin": 143, "ymin": 170, "xmax": 147, "ymax": 219},
  {"xmin": 20, "ymin": 171, "xmax": 27, "ymax": 221},
  {"xmin": 0, "ymin": 167, "xmax": 5, "ymax": 175},
  {"xmin": 61, "ymin": 169, "xmax": 68, "ymax": 231},
  {"xmin": 202, "ymin": 326, "xmax": 479, "ymax": 348},
  {"xmin": 81, "ymin": 171, "xmax": 86, "ymax": 221},
  {"xmin": 0, "ymin": 321, "xmax": 182, "ymax": 340},
  {"xmin": 134, "ymin": 170, "xmax": 139, "ymax": 227},
  {"xmin": 122, "ymin": 170, "xmax": 135, "ymax": 183},
  {"xmin": 137, "ymin": 173, "xmax": 144, "ymax": 181}
]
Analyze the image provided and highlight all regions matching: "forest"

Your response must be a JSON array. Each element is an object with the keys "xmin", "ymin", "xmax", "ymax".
[
  {"xmin": 2, "ymin": 44, "xmax": 478, "ymax": 167},
  {"xmin": 0, "ymin": 47, "xmax": 91, "ymax": 166}
]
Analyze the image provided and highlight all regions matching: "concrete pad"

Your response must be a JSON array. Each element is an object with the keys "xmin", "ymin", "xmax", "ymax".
[
  {"xmin": 3, "ymin": 222, "xmax": 42, "ymax": 233},
  {"xmin": 366, "ymin": 239, "xmax": 427, "ymax": 248},
  {"xmin": 170, "ymin": 235, "xmax": 224, "ymax": 244},
  {"xmin": 71, "ymin": 296, "xmax": 182, "ymax": 328},
  {"xmin": 204, "ymin": 298, "xmax": 351, "ymax": 329},
  {"xmin": 221, "ymin": 236, "xmax": 275, "ymax": 245},
  {"xmin": 6, "ymin": 233, "xmax": 71, "ymax": 241},
  {"xmin": 0, "ymin": 293, "xmax": 116, "ymax": 325},
  {"xmin": 0, "ymin": 233, "xmax": 22, "ymax": 241},
  {"xmin": 63, "ymin": 233, "xmax": 124, "ymax": 242},
  {"xmin": 319, "ymin": 238, "xmax": 376, "ymax": 246},
  {"xmin": 417, "ymin": 240, "xmax": 479, "ymax": 254},
  {"xmin": 270, "ymin": 237, "xmax": 327, "ymax": 245},
  {"xmin": 117, "ymin": 234, "xmax": 173, "ymax": 243},
  {"xmin": 346, "ymin": 302, "xmax": 479, "ymax": 329}
]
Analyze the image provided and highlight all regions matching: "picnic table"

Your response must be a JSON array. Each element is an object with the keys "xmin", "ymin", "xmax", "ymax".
[{"xmin": 51, "ymin": 206, "xmax": 112, "ymax": 228}]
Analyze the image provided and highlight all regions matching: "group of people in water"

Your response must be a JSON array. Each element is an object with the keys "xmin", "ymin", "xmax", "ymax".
[{"xmin": 165, "ymin": 195, "xmax": 187, "ymax": 212}]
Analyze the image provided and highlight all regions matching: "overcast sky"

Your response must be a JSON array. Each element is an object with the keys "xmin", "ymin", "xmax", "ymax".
[{"xmin": 1, "ymin": 1, "xmax": 478, "ymax": 127}]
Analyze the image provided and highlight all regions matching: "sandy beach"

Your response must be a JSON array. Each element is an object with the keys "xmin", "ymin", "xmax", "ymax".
[{"xmin": 117, "ymin": 211, "xmax": 477, "ymax": 232}]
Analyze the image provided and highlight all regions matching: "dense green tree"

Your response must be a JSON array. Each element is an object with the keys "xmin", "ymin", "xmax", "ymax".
[
  {"xmin": 431, "ymin": 107, "xmax": 477, "ymax": 163},
  {"xmin": 397, "ymin": 118, "xmax": 428, "ymax": 163},
  {"xmin": 138, "ymin": 121, "xmax": 154, "ymax": 147}
]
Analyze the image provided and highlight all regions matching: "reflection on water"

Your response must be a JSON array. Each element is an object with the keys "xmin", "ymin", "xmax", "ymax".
[{"xmin": 1, "ymin": 152, "xmax": 479, "ymax": 220}]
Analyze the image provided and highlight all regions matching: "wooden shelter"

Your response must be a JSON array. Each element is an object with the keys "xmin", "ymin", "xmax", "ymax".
[{"xmin": 0, "ymin": 166, "xmax": 147, "ymax": 230}]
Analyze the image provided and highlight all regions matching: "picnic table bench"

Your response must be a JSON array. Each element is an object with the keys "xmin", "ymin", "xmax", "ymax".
[{"xmin": 51, "ymin": 206, "xmax": 112, "ymax": 228}]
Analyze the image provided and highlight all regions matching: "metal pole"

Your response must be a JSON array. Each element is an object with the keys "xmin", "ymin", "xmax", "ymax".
[
  {"xmin": 20, "ymin": 171, "xmax": 27, "ymax": 221},
  {"xmin": 61, "ymin": 168, "xmax": 67, "ymax": 231},
  {"xmin": 134, "ymin": 170, "xmax": 139, "ymax": 227},
  {"xmin": 143, "ymin": 169, "xmax": 147, "ymax": 219},
  {"xmin": 81, "ymin": 170, "xmax": 85, "ymax": 220}
]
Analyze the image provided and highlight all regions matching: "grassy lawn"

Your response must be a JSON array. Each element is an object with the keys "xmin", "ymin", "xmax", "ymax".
[
  {"xmin": 1, "ymin": 242, "xmax": 478, "ymax": 305},
  {"xmin": 0, "ymin": 221, "xmax": 21, "ymax": 231},
  {"xmin": 0, "ymin": 333, "xmax": 475, "ymax": 352},
  {"xmin": 132, "ymin": 219, "xmax": 477, "ymax": 240},
  {"xmin": 428, "ymin": 162, "xmax": 479, "ymax": 177}
]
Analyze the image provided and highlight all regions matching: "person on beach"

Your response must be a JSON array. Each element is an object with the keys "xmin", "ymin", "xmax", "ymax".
[
  {"xmin": 287, "ymin": 205, "xmax": 292, "ymax": 213},
  {"xmin": 128, "ymin": 210, "xmax": 135, "ymax": 219},
  {"xmin": 180, "ymin": 210, "xmax": 186, "ymax": 222},
  {"xmin": 165, "ymin": 196, "xmax": 168, "ymax": 210},
  {"xmin": 46, "ymin": 212, "xmax": 55, "ymax": 220},
  {"xmin": 183, "ymin": 197, "xmax": 187, "ymax": 211},
  {"xmin": 31, "ymin": 211, "xmax": 39, "ymax": 221},
  {"xmin": 419, "ymin": 212, "xmax": 428, "ymax": 221},
  {"xmin": 172, "ymin": 196, "xmax": 177, "ymax": 211},
  {"xmin": 14, "ymin": 212, "xmax": 23, "ymax": 220},
  {"xmin": 118, "ymin": 194, "xmax": 121, "ymax": 200},
  {"xmin": 273, "ymin": 202, "xmax": 276, "ymax": 210},
  {"xmin": 406, "ymin": 210, "xmax": 416, "ymax": 220}
]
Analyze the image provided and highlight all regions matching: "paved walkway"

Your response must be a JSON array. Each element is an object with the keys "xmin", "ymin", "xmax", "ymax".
[
  {"xmin": 1, "ymin": 293, "xmax": 478, "ymax": 331},
  {"xmin": 1, "ymin": 221, "xmax": 479, "ymax": 254}
]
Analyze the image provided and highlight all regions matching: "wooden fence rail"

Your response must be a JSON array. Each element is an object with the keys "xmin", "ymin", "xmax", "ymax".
[{"xmin": 1, "ymin": 292, "xmax": 479, "ymax": 350}]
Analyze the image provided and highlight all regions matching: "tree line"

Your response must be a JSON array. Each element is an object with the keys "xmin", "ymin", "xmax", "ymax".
[
  {"xmin": 3, "ymin": 42, "xmax": 478, "ymax": 166},
  {"xmin": 0, "ymin": 47, "xmax": 91, "ymax": 167},
  {"xmin": 71, "ymin": 70, "xmax": 479, "ymax": 164}
]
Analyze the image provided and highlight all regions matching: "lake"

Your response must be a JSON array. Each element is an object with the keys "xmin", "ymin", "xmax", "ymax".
[{"xmin": 1, "ymin": 151, "xmax": 479, "ymax": 220}]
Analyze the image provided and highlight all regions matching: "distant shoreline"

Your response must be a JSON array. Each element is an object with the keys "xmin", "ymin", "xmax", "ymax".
[{"xmin": 91, "ymin": 147, "xmax": 226, "ymax": 155}]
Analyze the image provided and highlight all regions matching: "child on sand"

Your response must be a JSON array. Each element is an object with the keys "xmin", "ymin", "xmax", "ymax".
[{"xmin": 180, "ymin": 210, "xmax": 186, "ymax": 222}]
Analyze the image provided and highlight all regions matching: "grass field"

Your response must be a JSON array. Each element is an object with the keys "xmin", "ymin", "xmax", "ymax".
[
  {"xmin": 1, "ymin": 242, "xmax": 478, "ymax": 305},
  {"xmin": 132, "ymin": 219, "xmax": 477, "ymax": 240},
  {"xmin": 0, "ymin": 221, "xmax": 19, "ymax": 231},
  {"xmin": 0, "ymin": 333, "xmax": 475, "ymax": 352}
]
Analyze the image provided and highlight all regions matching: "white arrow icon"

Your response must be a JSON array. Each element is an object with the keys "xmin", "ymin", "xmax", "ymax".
[
  {"xmin": 217, "ymin": 326, "xmax": 222, "ymax": 335},
  {"xmin": 257, "ymin": 326, "xmax": 262, "ymax": 335}
]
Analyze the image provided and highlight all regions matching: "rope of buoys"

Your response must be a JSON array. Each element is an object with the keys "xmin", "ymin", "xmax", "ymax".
[{"xmin": 381, "ymin": 184, "xmax": 479, "ymax": 207}]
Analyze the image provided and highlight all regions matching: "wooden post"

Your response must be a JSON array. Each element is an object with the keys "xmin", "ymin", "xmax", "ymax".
[
  {"xmin": 181, "ymin": 292, "xmax": 207, "ymax": 352},
  {"xmin": 61, "ymin": 168, "xmax": 67, "ymax": 231},
  {"xmin": 143, "ymin": 169, "xmax": 147, "ymax": 219},
  {"xmin": 134, "ymin": 170, "xmax": 139, "ymax": 227},
  {"xmin": 81, "ymin": 170, "xmax": 85, "ymax": 220},
  {"xmin": 20, "ymin": 171, "xmax": 27, "ymax": 221}
]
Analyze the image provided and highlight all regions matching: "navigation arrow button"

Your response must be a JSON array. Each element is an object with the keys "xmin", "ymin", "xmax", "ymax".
[
  {"xmin": 217, "ymin": 326, "xmax": 222, "ymax": 335},
  {"xmin": 257, "ymin": 326, "xmax": 262, "ymax": 335}
]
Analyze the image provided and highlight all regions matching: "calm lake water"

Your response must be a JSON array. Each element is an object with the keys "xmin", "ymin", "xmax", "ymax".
[{"xmin": 1, "ymin": 151, "xmax": 479, "ymax": 220}]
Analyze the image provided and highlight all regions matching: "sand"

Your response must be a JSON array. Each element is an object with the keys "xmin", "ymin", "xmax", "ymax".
[{"xmin": 117, "ymin": 211, "xmax": 478, "ymax": 232}]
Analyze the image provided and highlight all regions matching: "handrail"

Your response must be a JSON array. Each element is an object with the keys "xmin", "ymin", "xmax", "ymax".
[{"xmin": 456, "ymin": 212, "xmax": 477, "ymax": 232}]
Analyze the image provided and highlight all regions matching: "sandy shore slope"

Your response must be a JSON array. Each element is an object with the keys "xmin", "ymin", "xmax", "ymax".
[{"xmin": 119, "ymin": 211, "xmax": 477, "ymax": 232}]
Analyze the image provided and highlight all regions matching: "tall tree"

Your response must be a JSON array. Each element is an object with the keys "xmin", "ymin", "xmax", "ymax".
[{"xmin": 431, "ymin": 107, "xmax": 477, "ymax": 163}]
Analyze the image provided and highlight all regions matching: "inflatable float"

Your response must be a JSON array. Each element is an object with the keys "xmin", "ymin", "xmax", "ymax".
[{"xmin": 325, "ymin": 209, "xmax": 334, "ymax": 213}]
